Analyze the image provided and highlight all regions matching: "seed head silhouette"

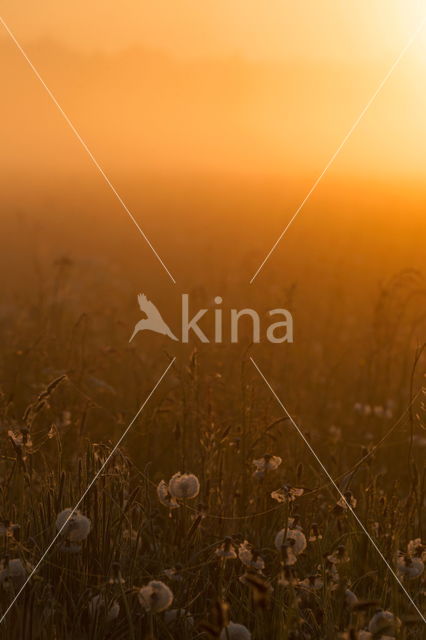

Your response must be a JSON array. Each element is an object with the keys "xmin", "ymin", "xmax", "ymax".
[{"xmin": 129, "ymin": 294, "xmax": 178, "ymax": 342}]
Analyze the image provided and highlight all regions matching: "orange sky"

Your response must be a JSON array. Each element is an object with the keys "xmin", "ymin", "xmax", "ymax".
[
  {"xmin": 1, "ymin": 2, "xmax": 426, "ymax": 180},
  {"xmin": 1, "ymin": 1, "xmax": 425, "ymax": 60}
]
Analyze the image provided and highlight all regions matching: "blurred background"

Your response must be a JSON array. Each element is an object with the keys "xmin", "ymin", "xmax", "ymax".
[{"xmin": 0, "ymin": 1, "xmax": 425, "ymax": 462}]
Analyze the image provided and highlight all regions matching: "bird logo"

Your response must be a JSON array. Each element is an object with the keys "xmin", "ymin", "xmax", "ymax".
[{"xmin": 129, "ymin": 294, "xmax": 178, "ymax": 342}]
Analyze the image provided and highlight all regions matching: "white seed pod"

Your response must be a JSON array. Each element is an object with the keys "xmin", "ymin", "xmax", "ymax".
[
  {"xmin": 271, "ymin": 486, "xmax": 304, "ymax": 503},
  {"xmin": 327, "ymin": 545, "xmax": 350, "ymax": 565},
  {"xmin": 345, "ymin": 588, "xmax": 358, "ymax": 608},
  {"xmin": 238, "ymin": 541, "xmax": 265, "ymax": 570},
  {"xmin": 299, "ymin": 575, "xmax": 323, "ymax": 592},
  {"xmin": 275, "ymin": 528, "xmax": 307, "ymax": 555},
  {"xmin": 168, "ymin": 472, "xmax": 200, "ymax": 499},
  {"xmin": 0, "ymin": 558, "xmax": 30, "ymax": 591},
  {"xmin": 88, "ymin": 594, "xmax": 120, "ymax": 622},
  {"xmin": 397, "ymin": 555, "xmax": 424, "ymax": 580},
  {"xmin": 56, "ymin": 509, "xmax": 91, "ymax": 542},
  {"xmin": 368, "ymin": 610, "xmax": 400, "ymax": 635},
  {"xmin": 216, "ymin": 537, "xmax": 237, "ymax": 559},
  {"xmin": 407, "ymin": 538, "xmax": 425, "ymax": 560},
  {"xmin": 138, "ymin": 580, "xmax": 173, "ymax": 613},
  {"xmin": 220, "ymin": 621, "xmax": 252, "ymax": 639},
  {"xmin": 252, "ymin": 455, "xmax": 282, "ymax": 475},
  {"xmin": 157, "ymin": 480, "xmax": 180, "ymax": 509},
  {"xmin": 337, "ymin": 492, "xmax": 357, "ymax": 510}
]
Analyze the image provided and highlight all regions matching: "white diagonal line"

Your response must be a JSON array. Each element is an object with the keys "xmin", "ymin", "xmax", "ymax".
[
  {"xmin": 250, "ymin": 16, "xmax": 426, "ymax": 284},
  {"xmin": 0, "ymin": 16, "xmax": 176, "ymax": 285},
  {"xmin": 250, "ymin": 356, "xmax": 426, "ymax": 624},
  {"xmin": 0, "ymin": 356, "xmax": 176, "ymax": 625}
]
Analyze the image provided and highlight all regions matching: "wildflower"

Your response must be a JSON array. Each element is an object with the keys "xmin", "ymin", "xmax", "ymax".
[
  {"xmin": 157, "ymin": 480, "xmax": 180, "ymax": 509},
  {"xmin": 0, "ymin": 558, "xmax": 30, "ymax": 591},
  {"xmin": 278, "ymin": 565, "xmax": 298, "ymax": 586},
  {"xmin": 8, "ymin": 428, "xmax": 33, "ymax": 460},
  {"xmin": 168, "ymin": 472, "xmax": 200, "ymax": 499},
  {"xmin": 163, "ymin": 565, "xmax": 184, "ymax": 582},
  {"xmin": 0, "ymin": 521, "xmax": 18, "ymax": 539},
  {"xmin": 309, "ymin": 522, "xmax": 322, "ymax": 542},
  {"xmin": 238, "ymin": 541, "xmax": 265, "ymax": 570},
  {"xmin": 88, "ymin": 594, "xmax": 120, "ymax": 622},
  {"xmin": 8, "ymin": 428, "xmax": 32, "ymax": 450},
  {"xmin": 56, "ymin": 508, "xmax": 91, "ymax": 542},
  {"xmin": 407, "ymin": 538, "xmax": 425, "ymax": 560},
  {"xmin": 138, "ymin": 580, "xmax": 173, "ymax": 613},
  {"xmin": 278, "ymin": 543, "xmax": 298, "ymax": 566},
  {"xmin": 216, "ymin": 537, "xmax": 237, "ymax": 559},
  {"xmin": 337, "ymin": 491, "xmax": 357, "ymax": 510},
  {"xmin": 396, "ymin": 554, "xmax": 424, "ymax": 580},
  {"xmin": 327, "ymin": 545, "xmax": 350, "ymax": 565},
  {"xmin": 323, "ymin": 559, "xmax": 340, "ymax": 582},
  {"xmin": 271, "ymin": 485, "xmax": 304, "ymax": 503},
  {"xmin": 368, "ymin": 610, "xmax": 401, "ymax": 636},
  {"xmin": 275, "ymin": 528, "xmax": 307, "ymax": 556},
  {"xmin": 299, "ymin": 574, "xmax": 323, "ymax": 592},
  {"xmin": 252, "ymin": 454, "xmax": 282, "ymax": 479},
  {"xmin": 220, "ymin": 621, "xmax": 252, "ymax": 639},
  {"xmin": 47, "ymin": 425, "xmax": 57, "ymax": 439}
]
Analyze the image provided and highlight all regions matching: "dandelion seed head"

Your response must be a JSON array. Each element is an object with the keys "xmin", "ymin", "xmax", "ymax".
[
  {"xmin": 327, "ymin": 545, "xmax": 350, "ymax": 565},
  {"xmin": 299, "ymin": 574, "xmax": 323, "ymax": 592},
  {"xmin": 396, "ymin": 554, "xmax": 424, "ymax": 579},
  {"xmin": 56, "ymin": 508, "xmax": 91, "ymax": 542},
  {"xmin": 157, "ymin": 480, "xmax": 180, "ymax": 509},
  {"xmin": 220, "ymin": 621, "xmax": 252, "ymax": 639},
  {"xmin": 216, "ymin": 537, "xmax": 237, "ymax": 559},
  {"xmin": 271, "ymin": 485, "xmax": 304, "ymax": 503},
  {"xmin": 138, "ymin": 580, "xmax": 173, "ymax": 613},
  {"xmin": 344, "ymin": 588, "xmax": 358, "ymax": 608},
  {"xmin": 407, "ymin": 538, "xmax": 425, "ymax": 559},
  {"xmin": 252, "ymin": 454, "xmax": 282, "ymax": 476},
  {"xmin": 275, "ymin": 528, "xmax": 307, "ymax": 555},
  {"xmin": 337, "ymin": 492, "xmax": 357, "ymax": 510},
  {"xmin": 368, "ymin": 610, "xmax": 400, "ymax": 635},
  {"xmin": 163, "ymin": 566, "xmax": 184, "ymax": 582},
  {"xmin": 168, "ymin": 472, "xmax": 200, "ymax": 499},
  {"xmin": 0, "ymin": 520, "xmax": 18, "ymax": 539},
  {"xmin": 0, "ymin": 558, "xmax": 30, "ymax": 591},
  {"xmin": 238, "ymin": 541, "xmax": 265, "ymax": 570},
  {"xmin": 309, "ymin": 523, "xmax": 322, "ymax": 542}
]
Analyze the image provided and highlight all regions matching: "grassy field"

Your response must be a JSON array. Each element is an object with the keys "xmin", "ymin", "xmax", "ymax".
[{"xmin": 0, "ymin": 179, "xmax": 425, "ymax": 639}]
